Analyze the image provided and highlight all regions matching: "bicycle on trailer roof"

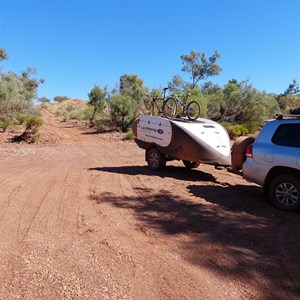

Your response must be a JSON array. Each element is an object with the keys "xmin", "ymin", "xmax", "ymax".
[
  {"xmin": 148, "ymin": 87, "xmax": 201, "ymax": 120},
  {"xmin": 166, "ymin": 92, "xmax": 201, "ymax": 120},
  {"xmin": 147, "ymin": 87, "xmax": 175, "ymax": 119}
]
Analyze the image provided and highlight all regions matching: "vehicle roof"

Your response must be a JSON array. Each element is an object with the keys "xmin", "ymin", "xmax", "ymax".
[{"xmin": 256, "ymin": 117, "xmax": 300, "ymax": 142}]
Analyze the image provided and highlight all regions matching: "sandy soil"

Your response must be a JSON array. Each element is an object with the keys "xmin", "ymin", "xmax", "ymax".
[{"xmin": 0, "ymin": 108, "xmax": 299, "ymax": 300}]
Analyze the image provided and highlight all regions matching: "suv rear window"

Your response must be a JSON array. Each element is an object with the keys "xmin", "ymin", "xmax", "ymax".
[{"xmin": 272, "ymin": 124, "xmax": 300, "ymax": 148}]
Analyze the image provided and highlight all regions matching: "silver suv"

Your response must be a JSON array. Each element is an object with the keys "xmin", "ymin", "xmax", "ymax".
[{"xmin": 242, "ymin": 114, "xmax": 300, "ymax": 212}]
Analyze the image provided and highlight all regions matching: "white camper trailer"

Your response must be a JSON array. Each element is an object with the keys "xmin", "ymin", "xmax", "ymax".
[{"xmin": 133, "ymin": 115, "xmax": 231, "ymax": 170}]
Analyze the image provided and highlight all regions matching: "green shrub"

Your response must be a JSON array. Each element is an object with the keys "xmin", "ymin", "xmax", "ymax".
[
  {"xmin": 122, "ymin": 117, "xmax": 134, "ymax": 132},
  {"xmin": 24, "ymin": 115, "xmax": 44, "ymax": 133},
  {"xmin": 245, "ymin": 121, "xmax": 263, "ymax": 134},
  {"xmin": 93, "ymin": 120, "xmax": 105, "ymax": 131},
  {"xmin": 28, "ymin": 106, "xmax": 42, "ymax": 117},
  {"xmin": 66, "ymin": 104, "xmax": 75, "ymax": 112},
  {"xmin": 55, "ymin": 109, "xmax": 64, "ymax": 117},
  {"xmin": 16, "ymin": 114, "xmax": 27, "ymax": 125},
  {"xmin": 69, "ymin": 110, "xmax": 83, "ymax": 120},
  {"xmin": 33, "ymin": 132, "xmax": 42, "ymax": 143},
  {"xmin": 226, "ymin": 124, "xmax": 249, "ymax": 139},
  {"xmin": 0, "ymin": 118, "xmax": 13, "ymax": 132},
  {"xmin": 124, "ymin": 130, "xmax": 134, "ymax": 140},
  {"xmin": 83, "ymin": 106, "xmax": 95, "ymax": 120}
]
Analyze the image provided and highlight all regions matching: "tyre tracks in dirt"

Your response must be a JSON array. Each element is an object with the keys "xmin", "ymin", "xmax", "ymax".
[{"xmin": 1, "ymin": 108, "xmax": 300, "ymax": 299}]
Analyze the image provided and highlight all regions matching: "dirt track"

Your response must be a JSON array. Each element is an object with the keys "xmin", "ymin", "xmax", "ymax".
[{"xmin": 0, "ymin": 109, "xmax": 299, "ymax": 299}]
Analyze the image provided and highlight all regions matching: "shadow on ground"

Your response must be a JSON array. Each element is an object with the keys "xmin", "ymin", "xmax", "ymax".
[
  {"xmin": 89, "ymin": 167, "xmax": 300, "ymax": 299},
  {"xmin": 88, "ymin": 165, "xmax": 217, "ymax": 183}
]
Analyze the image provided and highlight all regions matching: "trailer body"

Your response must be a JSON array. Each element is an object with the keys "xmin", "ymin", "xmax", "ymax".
[{"xmin": 133, "ymin": 115, "xmax": 231, "ymax": 169}]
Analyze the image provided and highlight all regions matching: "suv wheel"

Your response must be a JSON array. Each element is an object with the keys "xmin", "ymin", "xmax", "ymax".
[{"xmin": 268, "ymin": 174, "xmax": 300, "ymax": 212}]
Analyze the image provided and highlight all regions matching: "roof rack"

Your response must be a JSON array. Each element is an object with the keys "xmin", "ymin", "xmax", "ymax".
[{"xmin": 276, "ymin": 114, "xmax": 300, "ymax": 120}]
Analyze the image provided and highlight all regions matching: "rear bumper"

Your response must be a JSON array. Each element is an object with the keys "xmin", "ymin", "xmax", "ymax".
[{"xmin": 242, "ymin": 159, "xmax": 268, "ymax": 186}]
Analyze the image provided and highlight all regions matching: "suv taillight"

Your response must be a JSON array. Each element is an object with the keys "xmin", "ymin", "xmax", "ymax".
[{"xmin": 246, "ymin": 144, "xmax": 253, "ymax": 158}]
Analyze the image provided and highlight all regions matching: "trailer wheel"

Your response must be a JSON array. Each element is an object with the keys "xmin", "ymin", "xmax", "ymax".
[
  {"xmin": 147, "ymin": 148, "xmax": 166, "ymax": 170},
  {"xmin": 183, "ymin": 160, "xmax": 200, "ymax": 169}
]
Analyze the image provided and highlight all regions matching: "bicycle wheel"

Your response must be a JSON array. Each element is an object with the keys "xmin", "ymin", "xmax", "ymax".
[
  {"xmin": 186, "ymin": 101, "xmax": 201, "ymax": 120},
  {"xmin": 162, "ymin": 97, "xmax": 177, "ymax": 119}
]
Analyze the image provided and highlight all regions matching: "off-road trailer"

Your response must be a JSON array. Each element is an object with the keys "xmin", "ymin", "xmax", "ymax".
[{"xmin": 132, "ymin": 115, "xmax": 232, "ymax": 170}]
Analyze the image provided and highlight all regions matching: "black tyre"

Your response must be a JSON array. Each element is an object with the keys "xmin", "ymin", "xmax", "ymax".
[
  {"xmin": 183, "ymin": 160, "xmax": 200, "ymax": 169},
  {"xmin": 147, "ymin": 148, "xmax": 166, "ymax": 171},
  {"xmin": 268, "ymin": 174, "xmax": 300, "ymax": 212},
  {"xmin": 162, "ymin": 97, "xmax": 177, "ymax": 119},
  {"xmin": 186, "ymin": 101, "xmax": 201, "ymax": 120}
]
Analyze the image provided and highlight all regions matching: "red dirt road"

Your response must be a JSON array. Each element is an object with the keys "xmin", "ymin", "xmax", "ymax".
[{"xmin": 0, "ymin": 109, "xmax": 299, "ymax": 299}]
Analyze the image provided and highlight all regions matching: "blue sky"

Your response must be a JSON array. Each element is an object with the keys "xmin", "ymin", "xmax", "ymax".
[{"xmin": 0, "ymin": 0, "xmax": 299, "ymax": 100}]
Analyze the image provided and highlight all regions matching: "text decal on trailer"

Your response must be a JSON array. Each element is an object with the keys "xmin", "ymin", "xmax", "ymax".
[
  {"xmin": 137, "ymin": 116, "xmax": 172, "ymax": 147},
  {"xmin": 140, "ymin": 126, "xmax": 157, "ymax": 133}
]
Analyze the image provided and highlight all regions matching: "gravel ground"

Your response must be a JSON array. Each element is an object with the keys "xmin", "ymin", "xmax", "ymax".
[{"xmin": 0, "ymin": 109, "xmax": 299, "ymax": 299}]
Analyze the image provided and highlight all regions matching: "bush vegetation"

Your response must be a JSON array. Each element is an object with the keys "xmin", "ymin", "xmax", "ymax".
[
  {"xmin": 1, "ymin": 47, "xmax": 299, "ymax": 140},
  {"xmin": 225, "ymin": 124, "xmax": 249, "ymax": 139},
  {"xmin": 24, "ymin": 115, "xmax": 44, "ymax": 133},
  {"xmin": 0, "ymin": 118, "xmax": 13, "ymax": 132},
  {"xmin": 123, "ymin": 130, "xmax": 134, "ymax": 140}
]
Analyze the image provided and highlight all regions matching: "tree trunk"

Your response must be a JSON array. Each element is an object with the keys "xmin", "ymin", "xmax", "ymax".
[{"xmin": 90, "ymin": 106, "xmax": 97, "ymax": 121}]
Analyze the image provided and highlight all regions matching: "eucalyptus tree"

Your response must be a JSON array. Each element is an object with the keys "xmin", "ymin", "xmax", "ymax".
[
  {"xmin": 53, "ymin": 96, "xmax": 70, "ymax": 103},
  {"xmin": 119, "ymin": 74, "xmax": 147, "ymax": 103},
  {"xmin": 214, "ymin": 79, "xmax": 279, "ymax": 125},
  {"xmin": 0, "ymin": 48, "xmax": 44, "ymax": 117},
  {"xmin": 109, "ymin": 94, "xmax": 137, "ymax": 131},
  {"xmin": 167, "ymin": 74, "xmax": 188, "ymax": 94},
  {"xmin": 277, "ymin": 80, "xmax": 300, "ymax": 113},
  {"xmin": 88, "ymin": 84, "xmax": 107, "ymax": 121},
  {"xmin": 119, "ymin": 74, "xmax": 150, "ymax": 116},
  {"xmin": 0, "ymin": 48, "xmax": 8, "ymax": 61},
  {"xmin": 38, "ymin": 97, "xmax": 50, "ymax": 103},
  {"xmin": 181, "ymin": 50, "xmax": 222, "ymax": 88},
  {"xmin": 282, "ymin": 80, "xmax": 300, "ymax": 96},
  {"xmin": 203, "ymin": 82, "xmax": 224, "ymax": 121},
  {"xmin": 0, "ymin": 68, "xmax": 43, "ymax": 117}
]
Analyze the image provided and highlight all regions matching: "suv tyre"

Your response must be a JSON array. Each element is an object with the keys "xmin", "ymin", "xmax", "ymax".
[{"xmin": 268, "ymin": 174, "xmax": 300, "ymax": 212}]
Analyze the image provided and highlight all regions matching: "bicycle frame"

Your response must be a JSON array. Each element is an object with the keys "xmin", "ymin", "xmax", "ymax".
[
  {"xmin": 152, "ymin": 97, "xmax": 163, "ymax": 114},
  {"xmin": 171, "ymin": 93, "xmax": 189, "ymax": 112},
  {"xmin": 149, "ymin": 89, "xmax": 200, "ymax": 120},
  {"xmin": 170, "ymin": 93, "xmax": 201, "ymax": 120},
  {"xmin": 149, "ymin": 87, "xmax": 169, "ymax": 116}
]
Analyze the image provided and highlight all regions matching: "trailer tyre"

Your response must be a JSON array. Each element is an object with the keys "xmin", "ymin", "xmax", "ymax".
[
  {"xmin": 183, "ymin": 160, "xmax": 200, "ymax": 169},
  {"xmin": 147, "ymin": 148, "xmax": 166, "ymax": 170}
]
